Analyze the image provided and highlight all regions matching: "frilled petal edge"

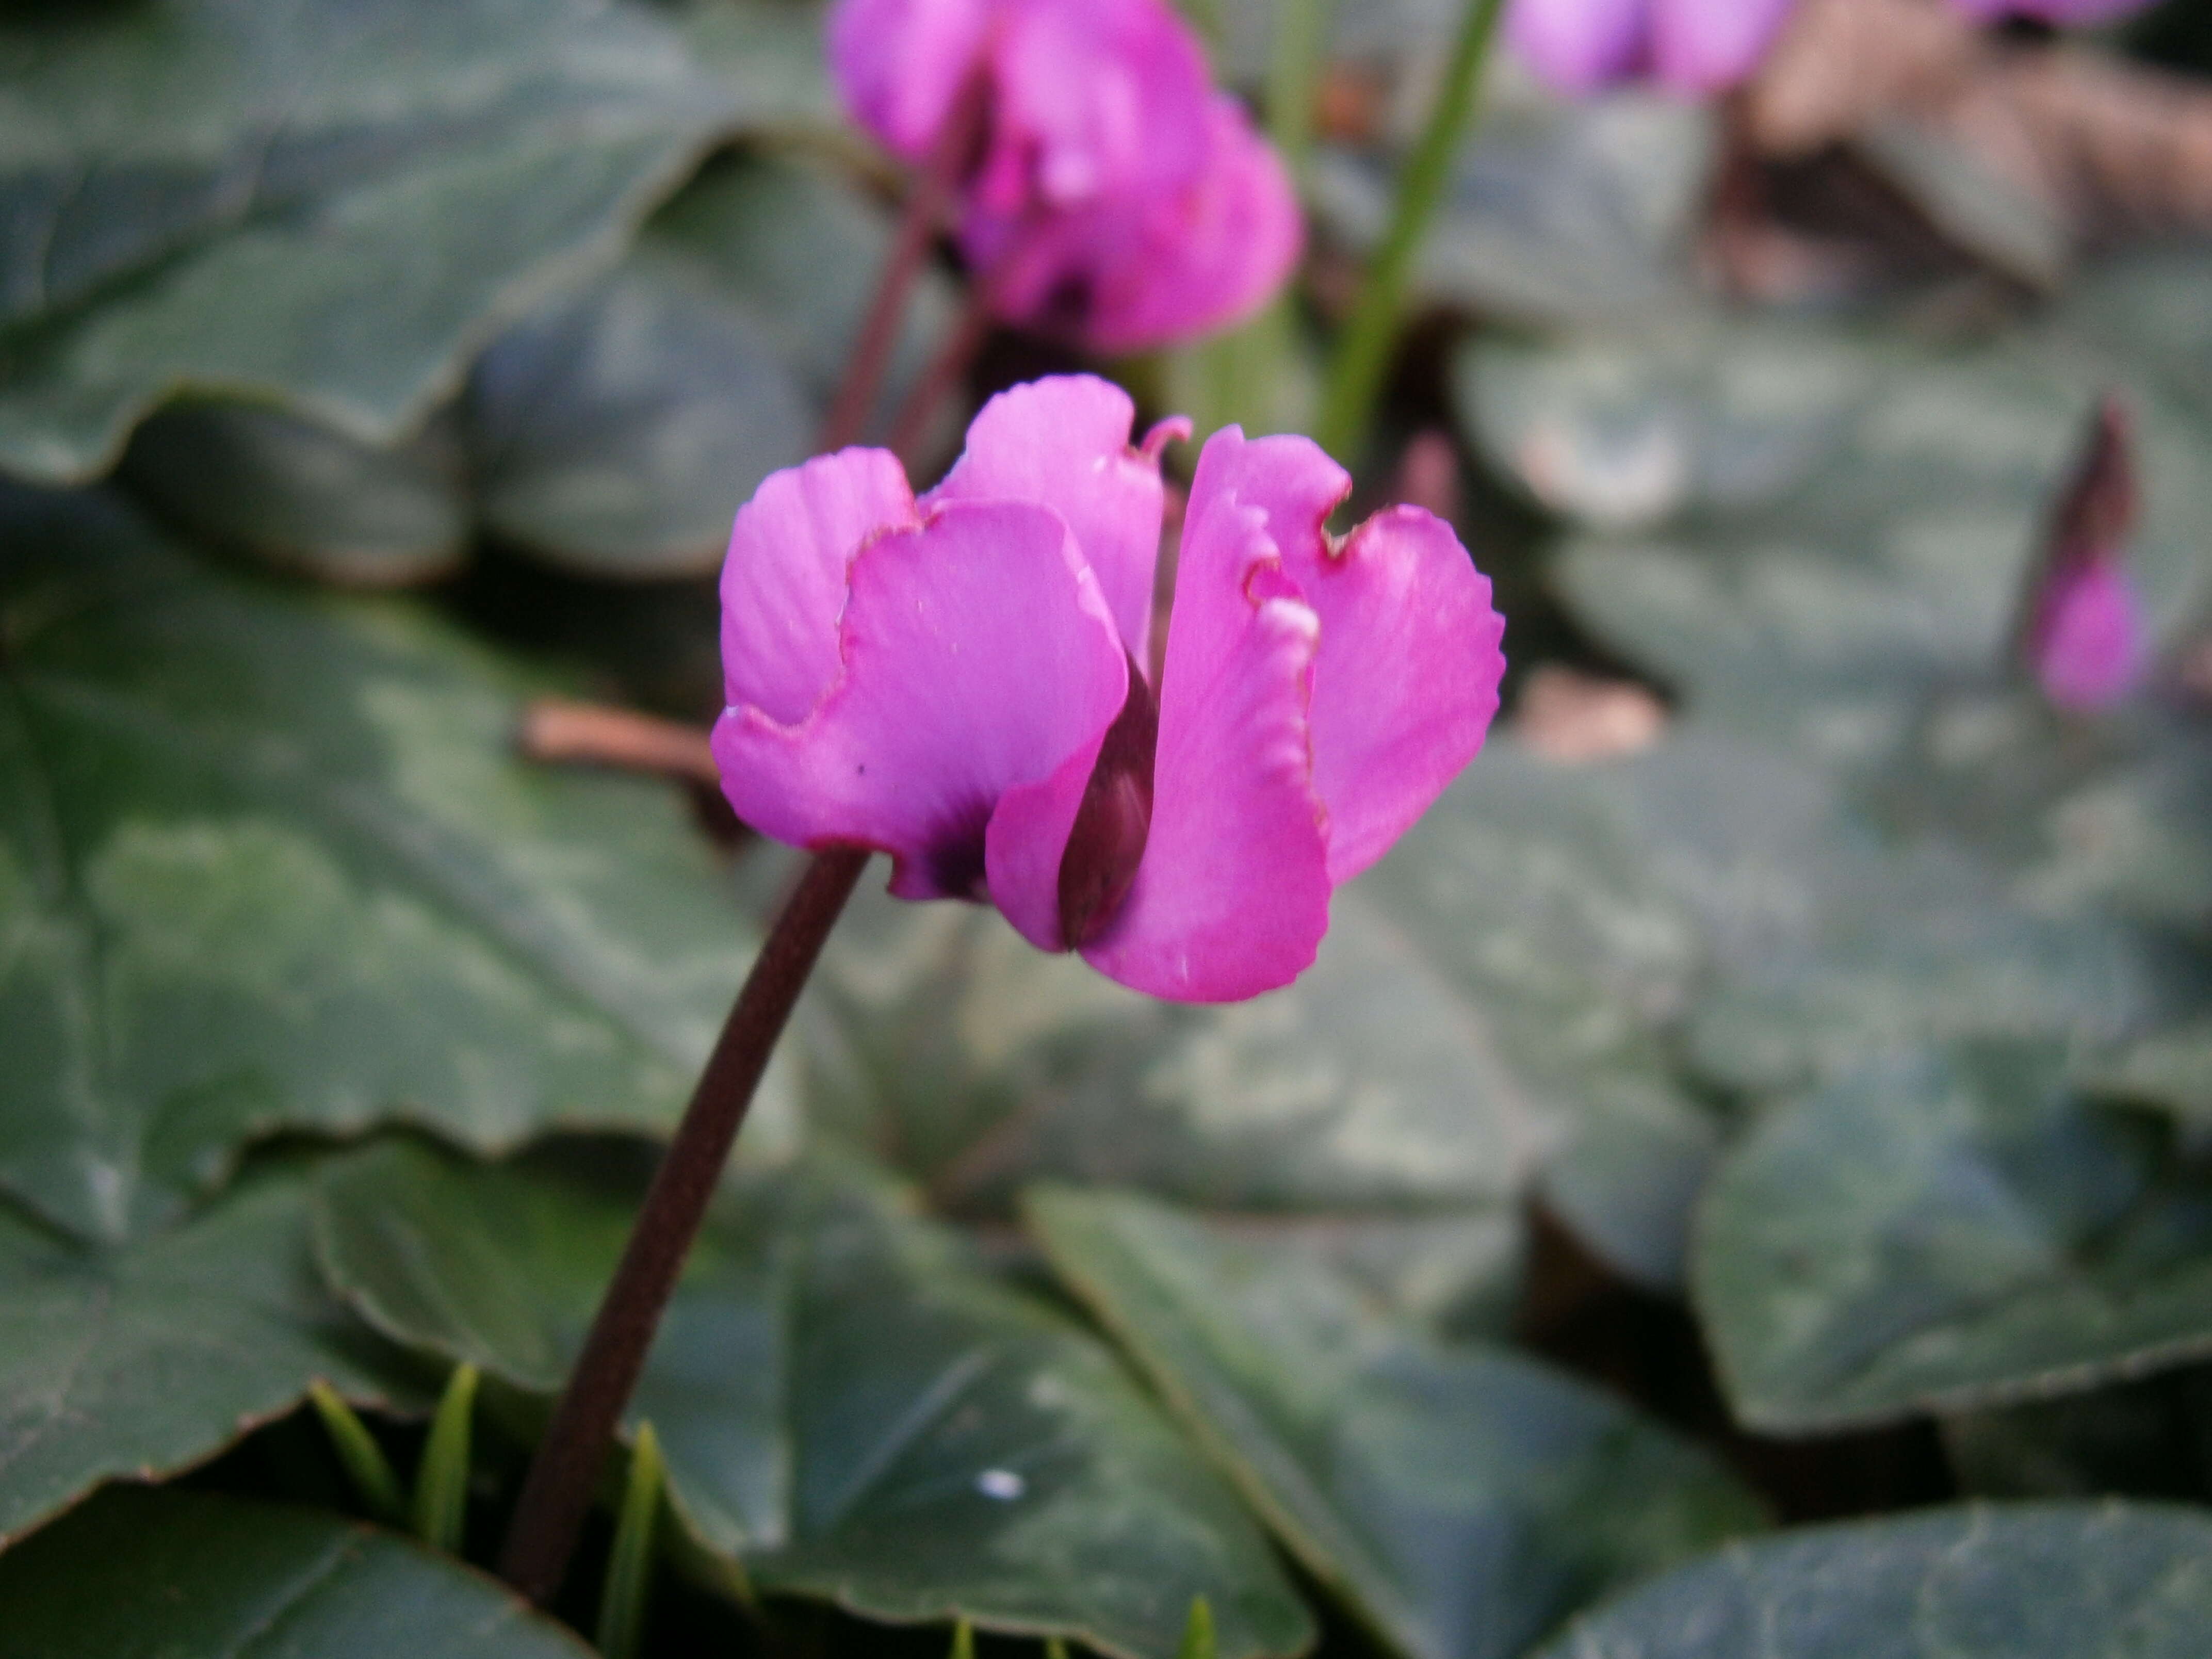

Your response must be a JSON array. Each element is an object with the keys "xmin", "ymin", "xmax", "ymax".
[
  {"xmin": 1081, "ymin": 431, "xmax": 1330, "ymax": 1002},
  {"xmin": 923, "ymin": 375, "xmax": 1186, "ymax": 667},
  {"xmin": 1194, "ymin": 429, "xmax": 1505, "ymax": 885}
]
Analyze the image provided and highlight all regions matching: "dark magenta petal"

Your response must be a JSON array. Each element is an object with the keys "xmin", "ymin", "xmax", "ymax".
[
  {"xmin": 714, "ymin": 499, "xmax": 1128, "ymax": 900},
  {"xmin": 828, "ymin": 0, "xmax": 994, "ymax": 159},
  {"xmin": 1082, "ymin": 430, "xmax": 1330, "ymax": 1002},
  {"xmin": 1195, "ymin": 430, "xmax": 1506, "ymax": 885},
  {"xmin": 719, "ymin": 448, "xmax": 918, "ymax": 724},
  {"xmin": 923, "ymin": 375, "xmax": 1184, "ymax": 665}
]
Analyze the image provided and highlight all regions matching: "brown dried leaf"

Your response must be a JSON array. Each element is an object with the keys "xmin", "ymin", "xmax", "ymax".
[
  {"xmin": 1741, "ymin": 0, "xmax": 2212, "ymax": 282},
  {"xmin": 1516, "ymin": 665, "xmax": 1668, "ymax": 763}
]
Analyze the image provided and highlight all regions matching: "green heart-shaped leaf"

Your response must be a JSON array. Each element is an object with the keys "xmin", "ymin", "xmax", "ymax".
[
  {"xmin": 1694, "ymin": 1041, "xmax": 2212, "ymax": 1434},
  {"xmin": 0, "ymin": 1486, "xmax": 593, "ymax": 1658},
  {"xmin": 0, "ymin": 1161, "xmax": 417, "ymax": 1548},
  {"xmin": 1532, "ymin": 1502, "xmax": 2212, "ymax": 1658},
  {"xmin": 1026, "ymin": 1184, "xmax": 1764, "ymax": 1659},
  {"xmin": 312, "ymin": 1140, "xmax": 1317, "ymax": 1659},
  {"xmin": 0, "ymin": 487, "xmax": 769, "ymax": 1241},
  {"xmin": 0, "ymin": 0, "xmax": 743, "ymax": 484}
]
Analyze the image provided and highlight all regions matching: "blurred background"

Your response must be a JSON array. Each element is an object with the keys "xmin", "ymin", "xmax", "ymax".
[{"xmin": 6, "ymin": 1, "xmax": 2212, "ymax": 1656}]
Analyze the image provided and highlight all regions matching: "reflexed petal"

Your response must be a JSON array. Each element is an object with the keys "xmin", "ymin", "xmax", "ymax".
[
  {"xmin": 1194, "ymin": 430, "xmax": 1506, "ymax": 885},
  {"xmin": 713, "ymin": 500, "xmax": 1128, "ymax": 900},
  {"xmin": 828, "ymin": 0, "xmax": 994, "ymax": 158},
  {"xmin": 1651, "ymin": 0, "xmax": 1795, "ymax": 90},
  {"xmin": 972, "ymin": 97, "xmax": 1302, "ymax": 354},
  {"xmin": 1082, "ymin": 432, "xmax": 1330, "ymax": 1002},
  {"xmin": 1507, "ymin": 0, "xmax": 1650, "ymax": 93},
  {"xmin": 720, "ymin": 448, "xmax": 918, "ymax": 724},
  {"xmin": 924, "ymin": 376, "xmax": 1187, "ymax": 664},
  {"xmin": 1081, "ymin": 99, "xmax": 1304, "ymax": 355}
]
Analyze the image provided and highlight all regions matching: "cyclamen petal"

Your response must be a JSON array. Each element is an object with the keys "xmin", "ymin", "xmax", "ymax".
[
  {"xmin": 1068, "ymin": 97, "xmax": 1306, "ymax": 357},
  {"xmin": 827, "ymin": 0, "xmax": 1301, "ymax": 352},
  {"xmin": 713, "ymin": 498, "xmax": 1128, "ymax": 900},
  {"xmin": 1081, "ymin": 474, "xmax": 1332, "ymax": 999},
  {"xmin": 989, "ymin": 0, "xmax": 1213, "ymax": 205},
  {"xmin": 924, "ymin": 376, "xmax": 1185, "ymax": 665},
  {"xmin": 829, "ymin": 0, "xmax": 993, "ymax": 159},
  {"xmin": 720, "ymin": 448, "xmax": 918, "ymax": 724},
  {"xmin": 1195, "ymin": 430, "xmax": 1506, "ymax": 885}
]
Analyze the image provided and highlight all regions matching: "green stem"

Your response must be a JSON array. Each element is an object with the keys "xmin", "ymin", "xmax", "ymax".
[
  {"xmin": 413, "ymin": 1362, "xmax": 479, "ymax": 1554},
  {"xmin": 1265, "ymin": 0, "xmax": 1331, "ymax": 176},
  {"xmin": 1313, "ymin": 0, "xmax": 1507, "ymax": 463},
  {"xmin": 307, "ymin": 1381, "xmax": 406, "ymax": 1526},
  {"xmin": 596, "ymin": 1423, "xmax": 666, "ymax": 1659}
]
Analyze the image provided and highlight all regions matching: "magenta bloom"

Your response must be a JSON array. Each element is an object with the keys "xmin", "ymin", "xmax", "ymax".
[
  {"xmin": 1506, "ymin": 0, "xmax": 1799, "ymax": 94},
  {"xmin": 712, "ymin": 377, "xmax": 1505, "ymax": 1002},
  {"xmin": 828, "ymin": 0, "xmax": 1301, "ymax": 352}
]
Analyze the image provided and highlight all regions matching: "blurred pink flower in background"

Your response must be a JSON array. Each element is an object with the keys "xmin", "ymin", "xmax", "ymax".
[
  {"xmin": 1505, "ymin": 0, "xmax": 1799, "ymax": 94},
  {"xmin": 2030, "ymin": 559, "xmax": 2148, "ymax": 709},
  {"xmin": 829, "ymin": 0, "xmax": 1301, "ymax": 352},
  {"xmin": 1506, "ymin": 0, "xmax": 2154, "ymax": 99},
  {"xmin": 713, "ymin": 377, "xmax": 1505, "ymax": 1002}
]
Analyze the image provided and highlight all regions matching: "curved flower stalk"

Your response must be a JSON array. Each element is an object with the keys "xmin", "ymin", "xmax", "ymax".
[
  {"xmin": 828, "ymin": 0, "xmax": 1302, "ymax": 352},
  {"xmin": 714, "ymin": 375, "xmax": 1507, "ymax": 1001}
]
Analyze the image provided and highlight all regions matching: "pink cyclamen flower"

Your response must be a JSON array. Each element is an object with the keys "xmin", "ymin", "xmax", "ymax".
[
  {"xmin": 828, "ymin": 0, "xmax": 1301, "ymax": 353},
  {"xmin": 1506, "ymin": 0, "xmax": 1800, "ymax": 94},
  {"xmin": 713, "ymin": 376, "xmax": 1505, "ymax": 1002}
]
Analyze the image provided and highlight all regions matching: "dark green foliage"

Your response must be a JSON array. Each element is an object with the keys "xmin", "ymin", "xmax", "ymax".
[{"xmin": 2, "ymin": 0, "xmax": 2210, "ymax": 1652}]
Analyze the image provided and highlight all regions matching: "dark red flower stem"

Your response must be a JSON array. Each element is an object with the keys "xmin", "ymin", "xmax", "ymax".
[
  {"xmin": 886, "ymin": 286, "xmax": 996, "ymax": 467},
  {"xmin": 497, "ymin": 846, "xmax": 872, "ymax": 1605},
  {"xmin": 818, "ymin": 74, "xmax": 992, "ymax": 453}
]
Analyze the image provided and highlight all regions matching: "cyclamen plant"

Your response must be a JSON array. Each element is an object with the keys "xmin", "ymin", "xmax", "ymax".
[{"xmin": 499, "ymin": 377, "xmax": 1504, "ymax": 1593}]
